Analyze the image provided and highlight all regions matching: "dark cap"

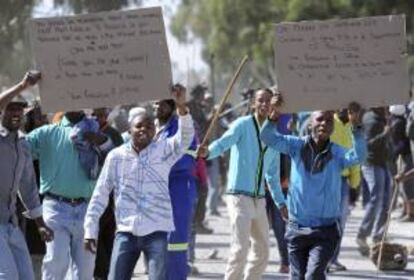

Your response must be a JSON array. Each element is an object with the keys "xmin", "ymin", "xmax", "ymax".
[
  {"xmin": 7, "ymin": 95, "xmax": 28, "ymax": 108},
  {"xmin": 190, "ymin": 84, "xmax": 207, "ymax": 97},
  {"xmin": 162, "ymin": 99, "xmax": 176, "ymax": 111}
]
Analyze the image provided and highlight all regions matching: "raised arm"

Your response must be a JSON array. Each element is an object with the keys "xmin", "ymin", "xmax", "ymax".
[
  {"xmin": 341, "ymin": 102, "xmax": 367, "ymax": 168},
  {"xmin": 0, "ymin": 71, "xmax": 41, "ymax": 111},
  {"xmin": 165, "ymin": 84, "xmax": 195, "ymax": 162},
  {"xmin": 260, "ymin": 94, "xmax": 303, "ymax": 156}
]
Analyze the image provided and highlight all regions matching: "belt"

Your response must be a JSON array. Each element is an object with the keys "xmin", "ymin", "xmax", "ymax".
[
  {"xmin": 44, "ymin": 192, "xmax": 87, "ymax": 206},
  {"xmin": 289, "ymin": 220, "xmax": 338, "ymax": 230}
]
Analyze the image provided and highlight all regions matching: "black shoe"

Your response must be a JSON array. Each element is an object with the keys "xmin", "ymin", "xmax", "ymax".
[
  {"xmin": 356, "ymin": 237, "xmax": 370, "ymax": 257},
  {"xmin": 399, "ymin": 215, "xmax": 414, "ymax": 222},
  {"xmin": 209, "ymin": 210, "xmax": 221, "ymax": 217},
  {"xmin": 187, "ymin": 263, "xmax": 199, "ymax": 276},
  {"xmin": 329, "ymin": 262, "xmax": 347, "ymax": 272},
  {"xmin": 196, "ymin": 224, "xmax": 213, "ymax": 234}
]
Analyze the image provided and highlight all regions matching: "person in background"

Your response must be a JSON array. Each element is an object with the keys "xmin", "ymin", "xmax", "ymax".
[
  {"xmin": 106, "ymin": 105, "xmax": 129, "ymax": 136},
  {"xmin": 121, "ymin": 106, "xmax": 147, "ymax": 143},
  {"xmin": 84, "ymin": 87, "xmax": 194, "ymax": 280},
  {"xmin": 356, "ymin": 107, "xmax": 392, "ymax": 256},
  {"xmin": 27, "ymin": 108, "xmax": 111, "ymax": 280},
  {"xmin": 22, "ymin": 104, "xmax": 49, "ymax": 280},
  {"xmin": 389, "ymin": 105, "xmax": 414, "ymax": 222},
  {"xmin": 328, "ymin": 106, "xmax": 362, "ymax": 272},
  {"xmin": 188, "ymin": 153, "xmax": 208, "ymax": 275},
  {"xmin": 261, "ymin": 94, "xmax": 366, "ymax": 279},
  {"xmin": 91, "ymin": 108, "xmax": 124, "ymax": 280},
  {"xmin": 188, "ymin": 85, "xmax": 213, "ymax": 234},
  {"xmin": 0, "ymin": 72, "xmax": 53, "ymax": 280},
  {"xmin": 154, "ymin": 85, "xmax": 198, "ymax": 279},
  {"xmin": 204, "ymin": 93, "xmax": 221, "ymax": 217}
]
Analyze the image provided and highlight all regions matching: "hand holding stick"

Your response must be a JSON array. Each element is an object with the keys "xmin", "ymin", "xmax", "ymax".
[{"xmin": 200, "ymin": 55, "xmax": 249, "ymax": 148}]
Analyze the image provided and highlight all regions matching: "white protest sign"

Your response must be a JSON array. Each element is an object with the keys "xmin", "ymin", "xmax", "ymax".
[
  {"xmin": 30, "ymin": 7, "xmax": 172, "ymax": 112},
  {"xmin": 274, "ymin": 15, "xmax": 409, "ymax": 112}
]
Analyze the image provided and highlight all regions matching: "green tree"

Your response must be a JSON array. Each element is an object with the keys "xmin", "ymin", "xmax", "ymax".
[
  {"xmin": 171, "ymin": 0, "xmax": 414, "ymax": 86},
  {"xmin": 0, "ymin": 0, "xmax": 36, "ymax": 84}
]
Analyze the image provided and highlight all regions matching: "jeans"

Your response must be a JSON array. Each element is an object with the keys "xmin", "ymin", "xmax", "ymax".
[
  {"xmin": 108, "ymin": 231, "xmax": 167, "ymax": 280},
  {"xmin": 361, "ymin": 175, "xmax": 370, "ymax": 208},
  {"xmin": 266, "ymin": 192, "xmax": 289, "ymax": 266},
  {"xmin": 0, "ymin": 223, "xmax": 34, "ymax": 280},
  {"xmin": 42, "ymin": 197, "xmax": 95, "ymax": 280},
  {"xmin": 207, "ymin": 159, "xmax": 220, "ymax": 214},
  {"xmin": 331, "ymin": 177, "xmax": 350, "ymax": 263},
  {"xmin": 358, "ymin": 164, "xmax": 391, "ymax": 242},
  {"xmin": 286, "ymin": 222, "xmax": 340, "ymax": 280},
  {"xmin": 398, "ymin": 153, "xmax": 414, "ymax": 200},
  {"xmin": 188, "ymin": 181, "xmax": 199, "ymax": 264},
  {"xmin": 94, "ymin": 199, "xmax": 115, "ymax": 279}
]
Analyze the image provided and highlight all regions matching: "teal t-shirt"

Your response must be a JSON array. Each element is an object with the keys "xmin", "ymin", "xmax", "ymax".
[{"xmin": 26, "ymin": 117, "xmax": 95, "ymax": 198}]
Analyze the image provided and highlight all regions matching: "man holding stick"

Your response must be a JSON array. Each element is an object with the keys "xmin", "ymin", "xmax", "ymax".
[
  {"xmin": 198, "ymin": 88, "xmax": 286, "ymax": 280},
  {"xmin": 260, "ymin": 94, "xmax": 366, "ymax": 279}
]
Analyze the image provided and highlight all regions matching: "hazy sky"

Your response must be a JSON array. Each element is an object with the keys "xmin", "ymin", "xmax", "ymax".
[{"xmin": 33, "ymin": 0, "xmax": 208, "ymax": 83}]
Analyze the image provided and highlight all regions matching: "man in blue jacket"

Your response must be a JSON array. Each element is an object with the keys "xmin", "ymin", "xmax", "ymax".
[
  {"xmin": 260, "ymin": 94, "xmax": 366, "ymax": 280},
  {"xmin": 198, "ymin": 88, "xmax": 286, "ymax": 280},
  {"xmin": 155, "ymin": 84, "xmax": 198, "ymax": 280}
]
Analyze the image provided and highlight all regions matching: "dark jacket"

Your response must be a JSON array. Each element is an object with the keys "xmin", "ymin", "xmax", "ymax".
[
  {"xmin": 362, "ymin": 110, "xmax": 389, "ymax": 166},
  {"xmin": 389, "ymin": 114, "xmax": 411, "ymax": 160}
]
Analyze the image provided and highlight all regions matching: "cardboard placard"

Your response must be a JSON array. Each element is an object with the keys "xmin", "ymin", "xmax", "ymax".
[
  {"xmin": 274, "ymin": 15, "xmax": 409, "ymax": 112},
  {"xmin": 30, "ymin": 7, "xmax": 172, "ymax": 112}
]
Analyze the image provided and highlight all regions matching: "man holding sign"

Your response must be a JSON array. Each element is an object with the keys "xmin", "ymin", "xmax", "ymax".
[{"xmin": 261, "ymin": 94, "xmax": 366, "ymax": 279}]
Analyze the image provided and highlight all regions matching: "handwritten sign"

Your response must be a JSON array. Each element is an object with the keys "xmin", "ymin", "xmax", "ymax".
[
  {"xmin": 30, "ymin": 7, "xmax": 172, "ymax": 112},
  {"xmin": 274, "ymin": 15, "xmax": 409, "ymax": 112}
]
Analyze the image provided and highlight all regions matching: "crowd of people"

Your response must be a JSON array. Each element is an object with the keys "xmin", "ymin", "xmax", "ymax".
[{"xmin": 0, "ymin": 70, "xmax": 413, "ymax": 280}]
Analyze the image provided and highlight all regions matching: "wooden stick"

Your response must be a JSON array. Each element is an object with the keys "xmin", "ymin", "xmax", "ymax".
[{"xmin": 201, "ymin": 55, "xmax": 249, "ymax": 146}]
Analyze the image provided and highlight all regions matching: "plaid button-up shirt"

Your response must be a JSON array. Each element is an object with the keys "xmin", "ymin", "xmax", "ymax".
[{"xmin": 84, "ymin": 114, "xmax": 194, "ymax": 239}]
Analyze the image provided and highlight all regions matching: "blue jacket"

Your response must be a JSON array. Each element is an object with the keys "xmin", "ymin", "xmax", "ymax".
[
  {"xmin": 208, "ymin": 115, "xmax": 285, "ymax": 206},
  {"xmin": 158, "ymin": 115, "xmax": 197, "ymax": 175},
  {"xmin": 260, "ymin": 120, "xmax": 367, "ymax": 227}
]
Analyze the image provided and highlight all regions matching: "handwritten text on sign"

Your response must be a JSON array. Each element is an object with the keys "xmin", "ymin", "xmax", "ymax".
[
  {"xmin": 274, "ymin": 15, "xmax": 409, "ymax": 112},
  {"xmin": 30, "ymin": 7, "xmax": 171, "ymax": 112}
]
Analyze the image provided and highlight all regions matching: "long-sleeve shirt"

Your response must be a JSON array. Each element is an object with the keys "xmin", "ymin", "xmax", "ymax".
[
  {"xmin": 261, "ymin": 120, "xmax": 367, "ymax": 227},
  {"xmin": 84, "ymin": 114, "xmax": 194, "ymax": 239},
  {"xmin": 330, "ymin": 115, "xmax": 361, "ymax": 189},
  {"xmin": 0, "ymin": 126, "xmax": 42, "ymax": 225},
  {"xmin": 207, "ymin": 115, "xmax": 285, "ymax": 207},
  {"xmin": 155, "ymin": 114, "xmax": 197, "ymax": 174},
  {"xmin": 26, "ymin": 117, "xmax": 96, "ymax": 199}
]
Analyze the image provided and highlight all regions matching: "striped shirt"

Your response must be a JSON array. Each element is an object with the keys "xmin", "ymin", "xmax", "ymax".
[{"xmin": 84, "ymin": 114, "xmax": 194, "ymax": 239}]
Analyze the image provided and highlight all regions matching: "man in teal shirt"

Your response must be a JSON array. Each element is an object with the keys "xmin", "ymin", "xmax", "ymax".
[
  {"xmin": 27, "ymin": 111, "xmax": 110, "ymax": 280},
  {"xmin": 198, "ymin": 88, "xmax": 286, "ymax": 280}
]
